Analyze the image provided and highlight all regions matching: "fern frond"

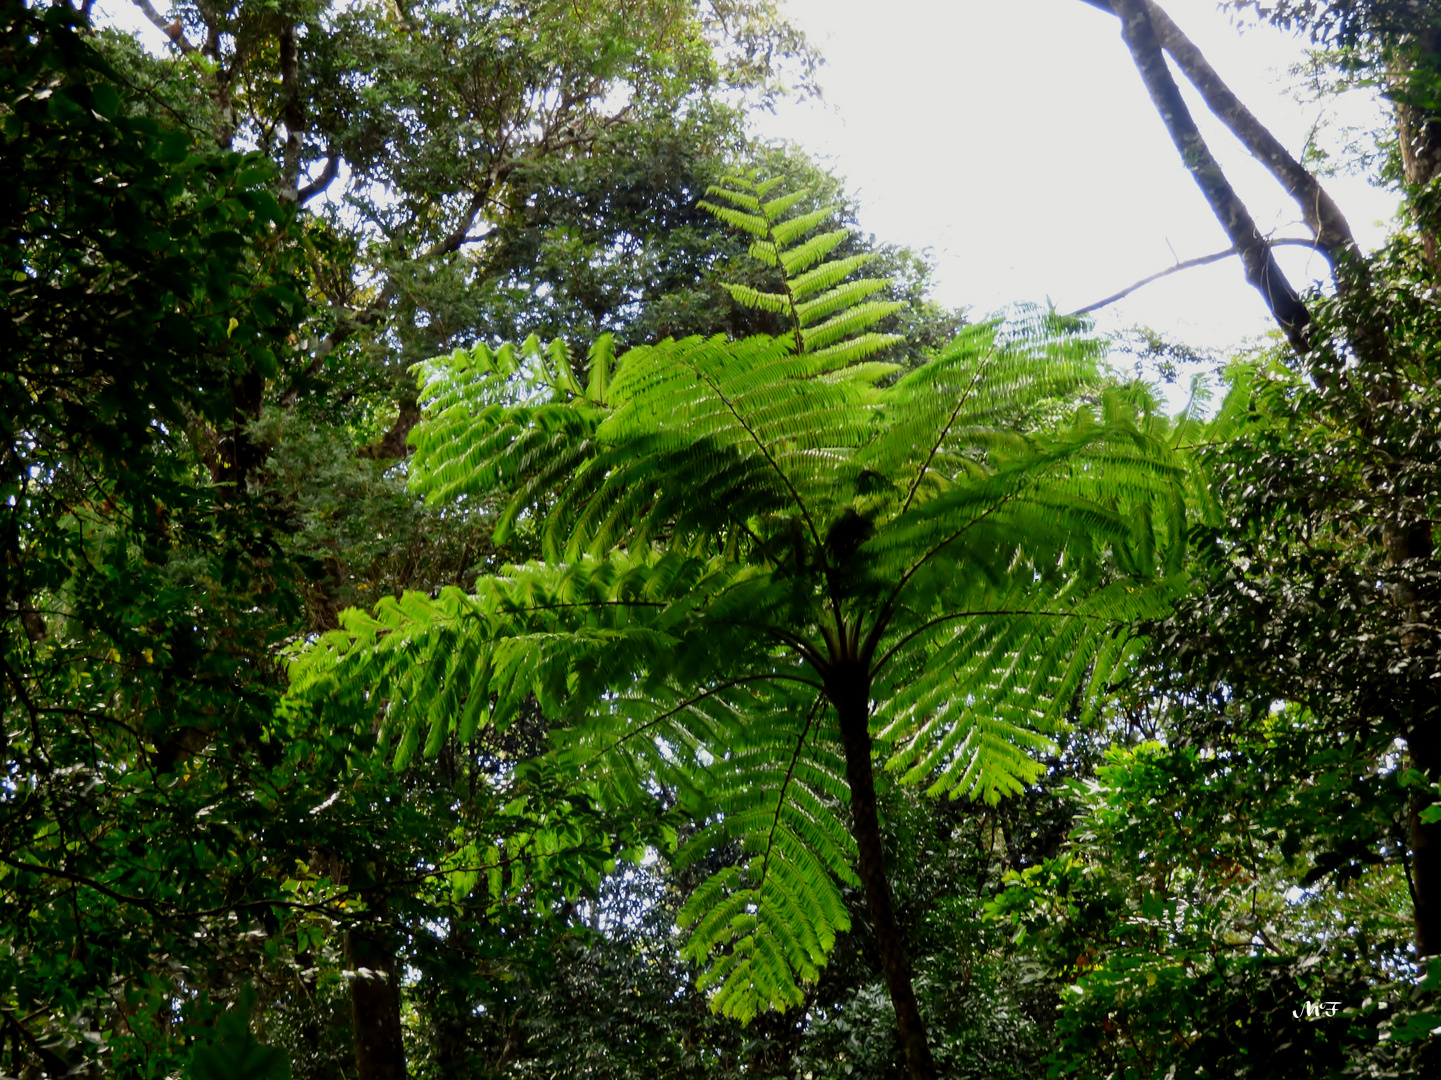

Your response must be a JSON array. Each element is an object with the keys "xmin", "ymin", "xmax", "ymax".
[
  {"xmin": 723, "ymin": 284, "xmax": 793, "ymax": 316},
  {"xmin": 676, "ymin": 695, "xmax": 857, "ymax": 1020},
  {"xmin": 777, "ymin": 229, "xmax": 851, "ymax": 277}
]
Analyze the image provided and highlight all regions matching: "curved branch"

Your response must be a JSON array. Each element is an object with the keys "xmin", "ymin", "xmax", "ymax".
[
  {"xmin": 298, "ymin": 154, "xmax": 341, "ymax": 205},
  {"xmin": 130, "ymin": 0, "xmax": 197, "ymax": 54},
  {"xmin": 1067, "ymin": 237, "xmax": 1324, "ymax": 316},
  {"xmin": 721, "ymin": 619, "xmax": 830, "ymax": 676}
]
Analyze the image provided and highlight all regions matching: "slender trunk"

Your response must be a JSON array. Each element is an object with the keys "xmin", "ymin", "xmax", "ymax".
[
  {"xmin": 1383, "ymin": 26, "xmax": 1441, "ymax": 966},
  {"xmin": 1106, "ymin": 0, "xmax": 1312, "ymax": 356},
  {"xmin": 278, "ymin": 20, "xmax": 302, "ymax": 204},
  {"xmin": 344, "ymin": 922, "xmax": 407, "ymax": 1080},
  {"xmin": 832, "ymin": 666, "xmax": 937, "ymax": 1080},
  {"xmin": 1081, "ymin": 0, "xmax": 1359, "ymax": 261},
  {"xmin": 1395, "ymin": 27, "xmax": 1441, "ymax": 272},
  {"xmin": 1410, "ymin": 703, "xmax": 1441, "ymax": 959}
]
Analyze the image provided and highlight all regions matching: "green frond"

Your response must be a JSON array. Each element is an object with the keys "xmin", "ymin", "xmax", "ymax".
[
  {"xmin": 762, "ymin": 189, "xmax": 809, "ymax": 220},
  {"xmin": 676, "ymin": 699, "xmax": 857, "ymax": 1020},
  {"xmin": 778, "ymin": 229, "xmax": 851, "ymax": 277},
  {"xmin": 808, "ymin": 334, "xmax": 907, "ymax": 371},
  {"xmin": 292, "ymin": 173, "xmax": 1204, "ymax": 1035},
  {"xmin": 771, "ymin": 205, "xmax": 841, "ymax": 248},
  {"xmin": 788, "ymin": 254, "xmax": 876, "ymax": 301},
  {"xmin": 794, "ymin": 277, "xmax": 892, "ymax": 327},
  {"xmin": 697, "ymin": 200, "xmax": 771, "ymax": 238},
  {"xmin": 800, "ymin": 300, "xmax": 907, "ymax": 352}
]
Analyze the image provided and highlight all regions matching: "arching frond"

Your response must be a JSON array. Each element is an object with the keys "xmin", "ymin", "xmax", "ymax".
[{"xmin": 676, "ymin": 692, "xmax": 858, "ymax": 1021}]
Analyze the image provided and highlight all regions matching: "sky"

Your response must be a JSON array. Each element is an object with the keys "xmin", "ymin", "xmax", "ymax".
[
  {"xmin": 751, "ymin": 0, "xmax": 1400, "ymax": 358},
  {"xmin": 95, "ymin": 0, "xmax": 1400, "ymax": 363}
]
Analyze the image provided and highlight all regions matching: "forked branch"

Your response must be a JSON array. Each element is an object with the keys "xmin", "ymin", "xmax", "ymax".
[{"xmin": 1080, "ymin": 0, "xmax": 1358, "ymax": 263}]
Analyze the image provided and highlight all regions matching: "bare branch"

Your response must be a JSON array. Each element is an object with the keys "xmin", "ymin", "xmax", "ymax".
[
  {"xmin": 1068, "ymin": 237, "xmax": 1323, "ymax": 315},
  {"xmin": 129, "ymin": 0, "xmax": 196, "ymax": 54},
  {"xmin": 297, "ymin": 154, "xmax": 341, "ymax": 205},
  {"xmin": 1079, "ymin": 0, "xmax": 1359, "ymax": 264}
]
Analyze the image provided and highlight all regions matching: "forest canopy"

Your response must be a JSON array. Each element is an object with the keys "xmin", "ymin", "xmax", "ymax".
[{"xmin": 1, "ymin": 2, "xmax": 1438, "ymax": 1080}]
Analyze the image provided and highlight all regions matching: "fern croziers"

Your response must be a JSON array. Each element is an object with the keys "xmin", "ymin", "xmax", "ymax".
[{"xmin": 288, "ymin": 174, "xmax": 1187, "ymax": 1080}]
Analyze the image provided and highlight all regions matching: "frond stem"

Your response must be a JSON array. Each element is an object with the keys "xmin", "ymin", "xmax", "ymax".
[
  {"xmin": 686, "ymin": 360, "xmax": 828, "ymax": 563},
  {"xmin": 859, "ymin": 494, "xmax": 1017, "ymax": 670},
  {"xmin": 869, "ymin": 606, "xmax": 1103, "ymax": 680},
  {"xmin": 899, "ymin": 345, "xmax": 997, "ymax": 516},
  {"xmin": 719, "ymin": 620, "xmax": 830, "ymax": 676}
]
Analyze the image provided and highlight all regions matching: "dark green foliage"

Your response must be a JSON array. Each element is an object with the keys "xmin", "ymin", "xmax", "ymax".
[
  {"xmin": 0, "ymin": 8, "xmax": 319, "ymax": 1074},
  {"xmin": 186, "ymin": 986, "xmax": 292, "ymax": 1080},
  {"xmin": 992, "ymin": 715, "xmax": 1417, "ymax": 1078}
]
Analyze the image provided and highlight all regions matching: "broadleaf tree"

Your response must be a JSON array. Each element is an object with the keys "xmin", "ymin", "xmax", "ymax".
[
  {"xmin": 289, "ymin": 176, "xmax": 1189, "ymax": 1080},
  {"xmin": 1073, "ymin": 0, "xmax": 1440, "ymax": 1052}
]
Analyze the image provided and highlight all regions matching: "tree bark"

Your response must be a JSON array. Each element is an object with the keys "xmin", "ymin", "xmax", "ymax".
[
  {"xmin": 277, "ymin": 19, "xmax": 303, "ymax": 204},
  {"xmin": 831, "ymin": 664, "xmax": 936, "ymax": 1080},
  {"xmin": 1394, "ymin": 27, "xmax": 1441, "ymax": 271},
  {"xmin": 1081, "ymin": 0, "xmax": 1359, "ymax": 262},
  {"xmin": 1106, "ymin": 0, "xmax": 1312, "ymax": 356},
  {"xmin": 344, "ymin": 921, "xmax": 408, "ymax": 1080},
  {"xmin": 1082, "ymin": 0, "xmax": 1395, "ymax": 377},
  {"xmin": 1389, "ymin": 27, "xmax": 1441, "ymax": 967}
]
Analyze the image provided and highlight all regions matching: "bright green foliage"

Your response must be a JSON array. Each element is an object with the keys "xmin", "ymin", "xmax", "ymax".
[
  {"xmin": 699, "ymin": 174, "xmax": 906, "ymax": 367},
  {"xmin": 290, "ymin": 183, "xmax": 1186, "ymax": 1021}
]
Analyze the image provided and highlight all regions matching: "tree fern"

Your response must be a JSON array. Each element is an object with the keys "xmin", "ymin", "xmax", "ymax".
[{"xmin": 289, "ymin": 176, "xmax": 1189, "ymax": 1079}]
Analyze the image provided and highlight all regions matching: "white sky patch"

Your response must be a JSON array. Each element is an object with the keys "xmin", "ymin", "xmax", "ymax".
[{"xmin": 753, "ymin": 0, "xmax": 1400, "ymax": 354}]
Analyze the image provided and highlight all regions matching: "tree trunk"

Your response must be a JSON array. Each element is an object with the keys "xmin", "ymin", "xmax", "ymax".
[
  {"xmin": 1106, "ymin": 0, "xmax": 1312, "ymax": 356},
  {"xmin": 278, "ymin": 19, "xmax": 303, "ymax": 204},
  {"xmin": 1395, "ymin": 27, "xmax": 1441, "ymax": 272},
  {"xmin": 832, "ymin": 666, "xmax": 937, "ymax": 1080},
  {"xmin": 1378, "ymin": 24, "xmax": 1441, "ymax": 966},
  {"xmin": 344, "ymin": 922, "xmax": 407, "ymax": 1080}
]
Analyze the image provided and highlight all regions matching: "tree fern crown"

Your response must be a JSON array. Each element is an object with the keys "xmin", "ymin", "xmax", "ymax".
[{"xmin": 289, "ymin": 175, "xmax": 1189, "ymax": 1022}]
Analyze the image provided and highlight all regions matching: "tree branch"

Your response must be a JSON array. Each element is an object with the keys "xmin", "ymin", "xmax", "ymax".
[
  {"xmin": 129, "ymin": 0, "xmax": 196, "ymax": 54},
  {"xmin": 297, "ymin": 154, "xmax": 341, "ymax": 205},
  {"xmin": 1067, "ymin": 237, "xmax": 1323, "ymax": 315}
]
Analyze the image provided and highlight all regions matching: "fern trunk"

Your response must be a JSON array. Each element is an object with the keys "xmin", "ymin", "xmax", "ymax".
[{"xmin": 834, "ymin": 670, "xmax": 938, "ymax": 1080}]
